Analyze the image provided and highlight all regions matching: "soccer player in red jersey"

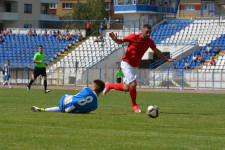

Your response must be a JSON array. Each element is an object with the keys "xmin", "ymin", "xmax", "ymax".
[{"xmin": 104, "ymin": 24, "xmax": 176, "ymax": 113}]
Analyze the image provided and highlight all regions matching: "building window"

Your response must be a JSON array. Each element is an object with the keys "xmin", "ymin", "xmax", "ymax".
[
  {"xmin": 24, "ymin": 24, "xmax": 32, "ymax": 28},
  {"xmin": 24, "ymin": 4, "xmax": 32, "ymax": 13},
  {"xmin": 62, "ymin": 3, "xmax": 72, "ymax": 9},
  {"xmin": 202, "ymin": 3, "xmax": 215, "ymax": 11},
  {"xmin": 106, "ymin": 2, "xmax": 111, "ymax": 11},
  {"xmin": 118, "ymin": 0, "xmax": 124, "ymax": 5},
  {"xmin": 42, "ymin": 4, "xmax": 49, "ymax": 14},
  {"xmin": 49, "ymin": 3, "xmax": 57, "ymax": 9},
  {"xmin": 185, "ymin": 5, "xmax": 195, "ymax": 10}
]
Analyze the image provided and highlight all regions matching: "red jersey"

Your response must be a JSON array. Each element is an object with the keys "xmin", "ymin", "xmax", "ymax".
[
  {"xmin": 211, "ymin": 59, "xmax": 216, "ymax": 63},
  {"xmin": 86, "ymin": 23, "xmax": 91, "ymax": 29},
  {"xmin": 122, "ymin": 33, "xmax": 156, "ymax": 67}
]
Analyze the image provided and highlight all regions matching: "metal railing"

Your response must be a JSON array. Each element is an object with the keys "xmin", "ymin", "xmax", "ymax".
[
  {"xmin": 149, "ymin": 42, "xmax": 198, "ymax": 69},
  {"xmin": 2, "ymin": 67, "xmax": 225, "ymax": 90},
  {"xmin": 149, "ymin": 68, "xmax": 225, "ymax": 90}
]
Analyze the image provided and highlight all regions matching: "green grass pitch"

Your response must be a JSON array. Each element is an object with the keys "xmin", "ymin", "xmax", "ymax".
[{"xmin": 0, "ymin": 88, "xmax": 224, "ymax": 150}]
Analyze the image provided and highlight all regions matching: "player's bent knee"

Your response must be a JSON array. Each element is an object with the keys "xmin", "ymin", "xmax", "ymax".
[
  {"xmin": 123, "ymin": 86, "xmax": 130, "ymax": 92},
  {"xmin": 130, "ymin": 82, "xmax": 137, "ymax": 89}
]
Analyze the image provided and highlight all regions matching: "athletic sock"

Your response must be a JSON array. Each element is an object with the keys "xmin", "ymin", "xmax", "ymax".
[
  {"xmin": 44, "ymin": 80, "xmax": 47, "ymax": 91},
  {"xmin": 109, "ymin": 83, "xmax": 124, "ymax": 91},
  {"xmin": 28, "ymin": 79, "xmax": 34, "ymax": 87},
  {"xmin": 45, "ymin": 107, "xmax": 61, "ymax": 112},
  {"xmin": 3, "ymin": 80, "xmax": 7, "ymax": 85},
  {"xmin": 7, "ymin": 81, "xmax": 11, "ymax": 88},
  {"xmin": 129, "ymin": 88, "xmax": 137, "ymax": 106}
]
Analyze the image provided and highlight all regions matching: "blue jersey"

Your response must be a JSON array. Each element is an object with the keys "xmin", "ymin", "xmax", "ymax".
[
  {"xmin": 3, "ymin": 64, "xmax": 11, "ymax": 76},
  {"xmin": 59, "ymin": 88, "xmax": 98, "ymax": 113}
]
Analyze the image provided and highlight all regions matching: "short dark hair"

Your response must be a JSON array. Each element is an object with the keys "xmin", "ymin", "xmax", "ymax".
[
  {"xmin": 143, "ymin": 24, "xmax": 151, "ymax": 30},
  {"xmin": 38, "ymin": 45, "xmax": 43, "ymax": 49},
  {"xmin": 93, "ymin": 79, "xmax": 105, "ymax": 94}
]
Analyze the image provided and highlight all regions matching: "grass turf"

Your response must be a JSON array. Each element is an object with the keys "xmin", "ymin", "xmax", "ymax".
[{"xmin": 0, "ymin": 88, "xmax": 224, "ymax": 150}]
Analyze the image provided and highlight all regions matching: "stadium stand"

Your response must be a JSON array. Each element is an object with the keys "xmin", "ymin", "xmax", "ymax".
[
  {"xmin": 50, "ymin": 36, "xmax": 123, "ymax": 70},
  {"xmin": 151, "ymin": 20, "xmax": 194, "ymax": 44},
  {"xmin": 0, "ymin": 33, "xmax": 79, "ymax": 68},
  {"xmin": 150, "ymin": 19, "xmax": 225, "ymax": 71}
]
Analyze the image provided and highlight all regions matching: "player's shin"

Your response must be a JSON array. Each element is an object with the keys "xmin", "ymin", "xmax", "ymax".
[
  {"xmin": 28, "ymin": 79, "xmax": 34, "ymax": 87},
  {"xmin": 44, "ymin": 80, "xmax": 47, "ymax": 90},
  {"xmin": 129, "ymin": 88, "xmax": 137, "ymax": 106},
  {"xmin": 7, "ymin": 81, "xmax": 11, "ymax": 88}
]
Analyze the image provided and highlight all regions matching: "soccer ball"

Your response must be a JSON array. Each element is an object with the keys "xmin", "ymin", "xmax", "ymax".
[{"xmin": 146, "ymin": 105, "xmax": 160, "ymax": 118}]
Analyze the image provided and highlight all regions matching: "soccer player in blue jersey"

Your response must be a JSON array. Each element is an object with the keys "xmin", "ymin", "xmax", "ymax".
[
  {"xmin": 31, "ymin": 79, "xmax": 105, "ymax": 113},
  {"xmin": 2, "ymin": 60, "xmax": 12, "ymax": 89}
]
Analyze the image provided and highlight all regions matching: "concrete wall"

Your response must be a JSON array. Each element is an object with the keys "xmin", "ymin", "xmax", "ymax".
[
  {"xmin": 56, "ymin": 0, "xmax": 86, "ymax": 18},
  {"xmin": 18, "ymin": 0, "xmax": 41, "ymax": 20},
  {"xmin": 90, "ymin": 46, "xmax": 126, "ymax": 69},
  {"xmin": 156, "ymin": 44, "xmax": 199, "ymax": 69},
  {"xmin": 180, "ymin": 0, "xmax": 201, "ymax": 4}
]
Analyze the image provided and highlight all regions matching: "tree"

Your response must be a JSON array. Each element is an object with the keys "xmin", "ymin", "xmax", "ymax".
[{"xmin": 64, "ymin": 0, "xmax": 108, "ymax": 36}]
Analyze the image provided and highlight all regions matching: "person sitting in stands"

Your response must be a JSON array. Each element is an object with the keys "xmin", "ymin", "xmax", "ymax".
[
  {"xmin": 71, "ymin": 30, "xmax": 76, "ymax": 38},
  {"xmin": 2, "ymin": 29, "xmax": 8, "ymax": 36},
  {"xmin": 57, "ymin": 29, "xmax": 61, "ymax": 36},
  {"xmin": 56, "ymin": 33, "xmax": 64, "ymax": 41},
  {"xmin": 8, "ymin": 29, "xmax": 13, "ymax": 36},
  {"xmin": 210, "ymin": 57, "xmax": 216, "ymax": 66},
  {"xmin": 204, "ymin": 45, "xmax": 211, "ymax": 53},
  {"xmin": 191, "ymin": 54, "xmax": 197, "ymax": 63},
  {"xmin": 44, "ymin": 29, "xmax": 48, "ymax": 36},
  {"xmin": 53, "ymin": 30, "xmax": 57, "ymax": 36},
  {"xmin": 76, "ymin": 30, "xmax": 83, "ymax": 40},
  {"xmin": 66, "ymin": 33, "xmax": 72, "ymax": 41},
  {"xmin": 95, "ymin": 33, "xmax": 104, "ymax": 42},
  {"xmin": 28, "ymin": 29, "xmax": 33, "ymax": 36},
  {"xmin": 199, "ymin": 54, "xmax": 205, "ymax": 64},
  {"xmin": 215, "ymin": 45, "xmax": 221, "ymax": 55},
  {"xmin": 170, "ymin": 63, "xmax": 175, "ymax": 69},
  {"xmin": 0, "ymin": 34, "xmax": 5, "ymax": 43},
  {"xmin": 183, "ymin": 61, "xmax": 189, "ymax": 69},
  {"xmin": 33, "ymin": 29, "xmax": 37, "ymax": 36},
  {"xmin": 49, "ymin": 31, "xmax": 53, "ymax": 37}
]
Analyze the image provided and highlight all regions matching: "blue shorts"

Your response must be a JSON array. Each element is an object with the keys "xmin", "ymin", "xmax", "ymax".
[
  {"xmin": 99, "ymin": 29, "xmax": 103, "ymax": 33},
  {"xmin": 5, "ymin": 75, "xmax": 10, "ymax": 80}
]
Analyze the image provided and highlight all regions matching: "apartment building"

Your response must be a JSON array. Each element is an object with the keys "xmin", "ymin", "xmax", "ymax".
[{"xmin": 0, "ymin": 0, "xmax": 60, "ymax": 30}]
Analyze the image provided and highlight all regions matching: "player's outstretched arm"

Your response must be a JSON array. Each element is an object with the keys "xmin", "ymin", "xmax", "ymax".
[
  {"xmin": 152, "ymin": 48, "xmax": 176, "ymax": 62},
  {"xmin": 109, "ymin": 32, "xmax": 124, "ymax": 44}
]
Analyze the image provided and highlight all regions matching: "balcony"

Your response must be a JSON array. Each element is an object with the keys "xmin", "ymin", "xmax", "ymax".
[
  {"xmin": 114, "ymin": 5, "xmax": 177, "ymax": 14},
  {"xmin": 114, "ymin": 0, "xmax": 178, "ymax": 14},
  {"xmin": 40, "ymin": 0, "xmax": 59, "ymax": 3},
  {"xmin": 40, "ymin": 14, "xmax": 59, "ymax": 20},
  {"xmin": 0, "ymin": 12, "xmax": 18, "ymax": 20}
]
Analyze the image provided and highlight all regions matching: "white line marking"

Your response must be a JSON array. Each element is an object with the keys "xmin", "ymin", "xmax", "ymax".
[{"xmin": 3, "ymin": 123, "xmax": 224, "ymax": 140}]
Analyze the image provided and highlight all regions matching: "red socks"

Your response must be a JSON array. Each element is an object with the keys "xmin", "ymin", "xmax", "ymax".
[
  {"xmin": 109, "ymin": 83, "xmax": 137, "ymax": 106},
  {"xmin": 129, "ymin": 88, "xmax": 137, "ymax": 106},
  {"xmin": 109, "ymin": 83, "xmax": 124, "ymax": 91}
]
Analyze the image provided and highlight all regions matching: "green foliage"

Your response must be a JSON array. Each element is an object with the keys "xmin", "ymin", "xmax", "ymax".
[
  {"xmin": 0, "ymin": 88, "xmax": 225, "ymax": 149},
  {"xmin": 64, "ymin": 0, "xmax": 108, "ymax": 35}
]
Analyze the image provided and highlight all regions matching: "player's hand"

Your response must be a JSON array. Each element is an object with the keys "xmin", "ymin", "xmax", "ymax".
[
  {"xmin": 167, "ymin": 59, "xmax": 176, "ymax": 62},
  {"xmin": 109, "ymin": 32, "xmax": 117, "ymax": 41},
  {"xmin": 39, "ymin": 60, "xmax": 43, "ymax": 63}
]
